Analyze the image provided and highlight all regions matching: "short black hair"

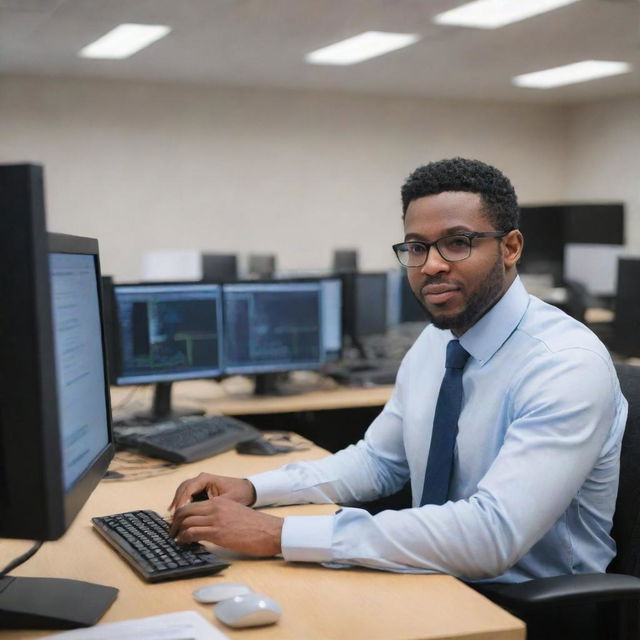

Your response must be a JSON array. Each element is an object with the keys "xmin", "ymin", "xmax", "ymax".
[{"xmin": 401, "ymin": 157, "xmax": 519, "ymax": 231}]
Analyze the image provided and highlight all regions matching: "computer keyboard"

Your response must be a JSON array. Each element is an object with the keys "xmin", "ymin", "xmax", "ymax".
[
  {"xmin": 92, "ymin": 509, "xmax": 230, "ymax": 582},
  {"xmin": 326, "ymin": 359, "xmax": 400, "ymax": 387},
  {"xmin": 114, "ymin": 414, "xmax": 262, "ymax": 463}
]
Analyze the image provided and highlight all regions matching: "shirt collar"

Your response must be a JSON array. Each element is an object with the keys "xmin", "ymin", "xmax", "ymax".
[{"xmin": 459, "ymin": 275, "xmax": 530, "ymax": 366}]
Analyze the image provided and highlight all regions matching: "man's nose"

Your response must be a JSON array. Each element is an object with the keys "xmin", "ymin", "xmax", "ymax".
[{"xmin": 420, "ymin": 246, "xmax": 450, "ymax": 276}]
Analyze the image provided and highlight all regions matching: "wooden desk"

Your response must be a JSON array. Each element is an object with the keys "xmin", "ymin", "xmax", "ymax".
[
  {"xmin": 111, "ymin": 378, "xmax": 394, "ymax": 418},
  {"xmin": 0, "ymin": 444, "xmax": 524, "ymax": 640},
  {"xmin": 112, "ymin": 379, "xmax": 394, "ymax": 452}
]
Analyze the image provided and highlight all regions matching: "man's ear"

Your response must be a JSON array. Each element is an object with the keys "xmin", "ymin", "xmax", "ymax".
[{"xmin": 503, "ymin": 230, "xmax": 523, "ymax": 268}]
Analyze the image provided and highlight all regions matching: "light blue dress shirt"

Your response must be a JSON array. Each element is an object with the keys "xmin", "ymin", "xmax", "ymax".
[{"xmin": 249, "ymin": 277, "xmax": 628, "ymax": 583}]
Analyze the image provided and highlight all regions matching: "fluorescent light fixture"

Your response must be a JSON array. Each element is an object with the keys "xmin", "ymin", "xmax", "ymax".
[
  {"xmin": 513, "ymin": 60, "xmax": 632, "ymax": 89},
  {"xmin": 305, "ymin": 31, "xmax": 420, "ymax": 66},
  {"xmin": 79, "ymin": 23, "xmax": 171, "ymax": 59},
  {"xmin": 433, "ymin": 0, "xmax": 581, "ymax": 29}
]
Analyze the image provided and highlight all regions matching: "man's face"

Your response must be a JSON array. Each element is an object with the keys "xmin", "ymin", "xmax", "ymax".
[{"xmin": 403, "ymin": 191, "xmax": 513, "ymax": 336}]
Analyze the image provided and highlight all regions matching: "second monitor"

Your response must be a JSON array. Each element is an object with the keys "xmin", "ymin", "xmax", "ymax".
[{"xmin": 223, "ymin": 279, "xmax": 342, "ymax": 394}]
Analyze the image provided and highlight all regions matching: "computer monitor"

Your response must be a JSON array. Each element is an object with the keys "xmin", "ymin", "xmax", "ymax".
[
  {"xmin": 563, "ymin": 203, "xmax": 624, "ymax": 245},
  {"xmin": 0, "ymin": 162, "xmax": 117, "ymax": 627},
  {"xmin": 248, "ymin": 254, "xmax": 277, "ymax": 280},
  {"xmin": 332, "ymin": 249, "xmax": 359, "ymax": 274},
  {"xmin": 399, "ymin": 273, "xmax": 428, "ymax": 323},
  {"xmin": 518, "ymin": 205, "xmax": 566, "ymax": 286},
  {"xmin": 222, "ymin": 279, "xmax": 340, "ymax": 394},
  {"xmin": 342, "ymin": 272, "xmax": 388, "ymax": 357},
  {"xmin": 111, "ymin": 282, "xmax": 224, "ymax": 421},
  {"xmin": 201, "ymin": 253, "xmax": 238, "ymax": 282}
]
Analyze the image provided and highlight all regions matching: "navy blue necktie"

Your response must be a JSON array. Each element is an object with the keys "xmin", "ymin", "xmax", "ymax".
[{"xmin": 420, "ymin": 339, "xmax": 470, "ymax": 506}]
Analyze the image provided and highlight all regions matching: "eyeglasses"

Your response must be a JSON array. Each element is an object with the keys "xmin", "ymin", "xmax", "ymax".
[{"xmin": 392, "ymin": 230, "xmax": 511, "ymax": 267}]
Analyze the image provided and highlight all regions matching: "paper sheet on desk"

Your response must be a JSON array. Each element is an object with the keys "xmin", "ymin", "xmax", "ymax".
[{"xmin": 46, "ymin": 610, "xmax": 229, "ymax": 640}]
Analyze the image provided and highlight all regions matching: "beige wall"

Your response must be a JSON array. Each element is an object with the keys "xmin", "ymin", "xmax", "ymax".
[
  {"xmin": 564, "ymin": 95, "xmax": 640, "ymax": 253},
  {"xmin": 0, "ymin": 75, "xmax": 571, "ymax": 281}
]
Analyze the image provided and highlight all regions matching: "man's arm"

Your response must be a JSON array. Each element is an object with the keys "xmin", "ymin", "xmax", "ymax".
[
  {"xmin": 280, "ymin": 349, "xmax": 624, "ymax": 577},
  {"xmin": 168, "ymin": 382, "xmax": 410, "ymax": 553}
]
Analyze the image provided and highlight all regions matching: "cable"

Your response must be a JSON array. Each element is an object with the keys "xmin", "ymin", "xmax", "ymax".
[
  {"xmin": 0, "ymin": 540, "xmax": 43, "ymax": 578},
  {"xmin": 111, "ymin": 385, "xmax": 141, "ymax": 412}
]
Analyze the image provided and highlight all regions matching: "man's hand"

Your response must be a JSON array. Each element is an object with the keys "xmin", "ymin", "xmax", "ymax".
[
  {"xmin": 169, "ymin": 497, "xmax": 283, "ymax": 557},
  {"xmin": 169, "ymin": 473, "xmax": 255, "ymax": 512}
]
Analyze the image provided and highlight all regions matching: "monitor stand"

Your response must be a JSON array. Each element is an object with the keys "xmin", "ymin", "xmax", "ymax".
[
  {"xmin": 0, "ymin": 575, "xmax": 118, "ymax": 629},
  {"xmin": 133, "ymin": 382, "xmax": 206, "ymax": 424},
  {"xmin": 253, "ymin": 373, "xmax": 297, "ymax": 397}
]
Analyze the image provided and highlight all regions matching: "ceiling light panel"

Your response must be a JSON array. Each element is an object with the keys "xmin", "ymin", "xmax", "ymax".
[
  {"xmin": 305, "ymin": 31, "xmax": 420, "ymax": 66},
  {"xmin": 78, "ymin": 23, "xmax": 171, "ymax": 60},
  {"xmin": 513, "ymin": 60, "xmax": 633, "ymax": 88},
  {"xmin": 433, "ymin": 0, "xmax": 581, "ymax": 29}
]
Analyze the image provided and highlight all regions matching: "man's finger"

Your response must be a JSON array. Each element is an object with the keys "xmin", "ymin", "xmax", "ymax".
[
  {"xmin": 175, "ymin": 525, "xmax": 215, "ymax": 545},
  {"xmin": 169, "ymin": 480, "xmax": 204, "ymax": 512}
]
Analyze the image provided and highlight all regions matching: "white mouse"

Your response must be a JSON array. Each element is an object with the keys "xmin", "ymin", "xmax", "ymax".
[
  {"xmin": 214, "ymin": 592, "xmax": 282, "ymax": 628},
  {"xmin": 192, "ymin": 582, "xmax": 252, "ymax": 604}
]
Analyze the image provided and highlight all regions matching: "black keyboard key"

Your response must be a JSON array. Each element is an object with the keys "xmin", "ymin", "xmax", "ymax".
[{"xmin": 92, "ymin": 509, "xmax": 230, "ymax": 582}]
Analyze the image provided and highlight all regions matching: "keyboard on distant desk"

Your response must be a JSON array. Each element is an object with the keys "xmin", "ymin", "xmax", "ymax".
[
  {"xmin": 326, "ymin": 360, "xmax": 400, "ymax": 387},
  {"xmin": 92, "ymin": 509, "xmax": 230, "ymax": 582},
  {"xmin": 114, "ymin": 414, "xmax": 262, "ymax": 463}
]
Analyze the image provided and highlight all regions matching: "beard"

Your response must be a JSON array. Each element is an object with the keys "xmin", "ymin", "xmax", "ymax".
[{"xmin": 415, "ymin": 256, "xmax": 505, "ymax": 333}]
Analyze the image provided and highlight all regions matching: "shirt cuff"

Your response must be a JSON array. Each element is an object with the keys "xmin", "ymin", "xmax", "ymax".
[
  {"xmin": 247, "ymin": 469, "xmax": 294, "ymax": 507},
  {"xmin": 281, "ymin": 515, "xmax": 335, "ymax": 563}
]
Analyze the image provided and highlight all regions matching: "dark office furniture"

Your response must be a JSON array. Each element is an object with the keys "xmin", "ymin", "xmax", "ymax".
[
  {"xmin": 479, "ymin": 362, "xmax": 640, "ymax": 640},
  {"xmin": 518, "ymin": 205, "xmax": 566, "ymax": 286},
  {"xmin": 332, "ymin": 249, "xmax": 358, "ymax": 273},
  {"xmin": 518, "ymin": 203, "xmax": 625, "ymax": 289},
  {"xmin": 614, "ymin": 258, "xmax": 640, "ymax": 357},
  {"xmin": 562, "ymin": 279, "xmax": 590, "ymax": 323},
  {"xmin": 248, "ymin": 254, "xmax": 276, "ymax": 279},
  {"xmin": 201, "ymin": 253, "xmax": 238, "ymax": 282}
]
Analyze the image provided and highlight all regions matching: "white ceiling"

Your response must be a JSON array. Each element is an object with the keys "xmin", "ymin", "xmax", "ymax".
[{"xmin": 1, "ymin": 0, "xmax": 639, "ymax": 105}]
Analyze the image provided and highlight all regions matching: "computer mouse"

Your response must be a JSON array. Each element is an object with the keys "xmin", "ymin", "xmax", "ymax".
[
  {"xmin": 192, "ymin": 582, "xmax": 252, "ymax": 603},
  {"xmin": 235, "ymin": 437, "xmax": 286, "ymax": 456},
  {"xmin": 214, "ymin": 592, "xmax": 282, "ymax": 628}
]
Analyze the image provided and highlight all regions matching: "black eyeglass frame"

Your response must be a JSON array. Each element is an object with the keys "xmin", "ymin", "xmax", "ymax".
[{"xmin": 392, "ymin": 230, "xmax": 512, "ymax": 267}]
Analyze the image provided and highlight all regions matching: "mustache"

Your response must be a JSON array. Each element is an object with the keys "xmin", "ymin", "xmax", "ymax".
[{"xmin": 418, "ymin": 276, "xmax": 460, "ymax": 289}]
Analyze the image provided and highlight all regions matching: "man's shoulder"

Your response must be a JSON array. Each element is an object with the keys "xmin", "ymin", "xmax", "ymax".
[{"xmin": 514, "ymin": 296, "xmax": 612, "ymax": 367}]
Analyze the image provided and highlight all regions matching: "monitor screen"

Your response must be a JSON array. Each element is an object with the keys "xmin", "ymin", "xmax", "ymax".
[
  {"xmin": 113, "ymin": 283, "xmax": 223, "ymax": 385},
  {"xmin": 223, "ymin": 281, "xmax": 325, "ymax": 374},
  {"xmin": 49, "ymin": 253, "xmax": 110, "ymax": 491}
]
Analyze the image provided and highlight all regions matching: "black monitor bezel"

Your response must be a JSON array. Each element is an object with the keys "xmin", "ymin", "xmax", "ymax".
[
  {"xmin": 111, "ymin": 280, "xmax": 225, "ymax": 386},
  {"xmin": 0, "ymin": 162, "xmax": 114, "ymax": 540}
]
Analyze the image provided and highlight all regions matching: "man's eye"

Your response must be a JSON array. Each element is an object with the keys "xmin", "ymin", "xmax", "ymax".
[
  {"xmin": 447, "ymin": 237, "xmax": 468, "ymax": 248},
  {"xmin": 408, "ymin": 244, "xmax": 426, "ymax": 254}
]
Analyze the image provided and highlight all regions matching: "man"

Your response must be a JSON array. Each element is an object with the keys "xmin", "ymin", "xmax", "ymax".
[{"xmin": 169, "ymin": 157, "xmax": 627, "ymax": 583}]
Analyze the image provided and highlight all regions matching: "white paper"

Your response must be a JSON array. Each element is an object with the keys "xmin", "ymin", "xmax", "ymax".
[{"xmin": 46, "ymin": 610, "xmax": 229, "ymax": 640}]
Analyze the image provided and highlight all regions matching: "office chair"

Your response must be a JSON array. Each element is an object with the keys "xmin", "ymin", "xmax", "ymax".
[{"xmin": 477, "ymin": 362, "xmax": 640, "ymax": 640}]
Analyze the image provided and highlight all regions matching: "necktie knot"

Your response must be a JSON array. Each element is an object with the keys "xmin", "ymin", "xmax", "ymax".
[{"xmin": 446, "ymin": 340, "xmax": 470, "ymax": 370}]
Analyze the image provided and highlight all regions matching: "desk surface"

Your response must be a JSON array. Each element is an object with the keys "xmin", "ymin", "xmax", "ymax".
[
  {"xmin": 0, "ymin": 444, "xmax": 524, "ymax": 640},
  {"xmin": 112, "ymin": 377, "xmax": 394, "ymax": 417}
]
